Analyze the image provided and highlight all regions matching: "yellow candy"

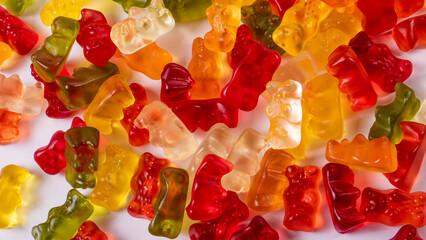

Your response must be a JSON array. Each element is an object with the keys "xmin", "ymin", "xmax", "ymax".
[
  {"xmin": 273, "ymin": 0, "xmax": 331, "ymax": 56},
  {"xmin": 0, "ymin": 165, "xmax": 31, "ymax": 229},
  {"xmin": 306, "ymin": 73, "xmax": 344, "ymax": 140},
  {"xmin": 40, "ymin": 0, "xmax": 91, "ymax": 26},
  {"xmin": 83, "ymin": 75, "xmax": 135, "ymax": 135},
  {"xmin": 0, "ymin": 42, "xmax": 12, "ymax": 66},
  {"xmin": 90, "ymin": 145, "xmax": 139, "ymax": 211}
]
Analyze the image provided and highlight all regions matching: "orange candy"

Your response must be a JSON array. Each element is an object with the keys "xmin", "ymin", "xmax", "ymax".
[{"xmin": 0, "ymin": 109, "xmax": 22, "ymax": 144}]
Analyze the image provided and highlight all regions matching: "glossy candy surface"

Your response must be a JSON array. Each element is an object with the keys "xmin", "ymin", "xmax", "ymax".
[
  {"xmin": 0, "ymin": 109, "xmax": 21, "ymax": 144},
  {"xmin": 128, "ymin": 152, "xmax": 170, "ymax": 219},
  {"xmin": 394, "ymin": 0, "xmax": 424, "ymax": 18},
  {"xmin": 163, "ymin": 0, "xmax": 211, "ymax": 22},
  {"xmin": 71, "ymin": 221, "xmax": 108, "ymax": 240},
  {"xmin": 268, "ymin": 0, "xmax": 295, "ymax": 17},
  {"xmin": 392, "ymin": 15, "xmax": 426, "ymax": 52},
  {"xmin": 160, "ymin": 63, "xmax": 194, "ymax": 107},
  {"xmin": 0, "ymin": 41, "xmax": 11, "ymax": 65},
  {"xmin": 229, "ymin": 215, "xmax": 279, "ymax": 240},
  {"xmin": 0, "ymin": 0, "xmax": 33, "ymax": 15},
  {"xmin": 40, "ymin": 0, "xmax": 91, "ymax": 26},
  {"xmin": 113, "ymin": 0, "xmax": 152, "ymax": 12},
  {"xmin": 355, "ymin": 0, "xmax": 397, "ymax": 36},
  {"xmin": 390, "ymin": 224, "xmax": 423, "ymax": 240}
]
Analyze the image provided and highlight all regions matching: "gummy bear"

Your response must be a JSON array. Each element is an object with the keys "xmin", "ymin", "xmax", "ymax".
[
  {"xmin": 226, "ymin": 24, "xmax": 256, "ymax": 70},
  {"xmin": 0, "ymin": 0, "xmax": 33, "ymax": 15},
  {"xmin": 163, "ymin": 0, "xmax": 211, "ymax": 22},
  {"xmin": 320, "ymin": 0, "xmax": 356, "ymax": 8},
  {"xmin": 394, "ymin": 0, "xmax": 424, "ymax": 18},
  {"xmin": 187, "ymin": 154, "xmax": 233, "ymax": 221},
  {"xmin": 160, "ymin": 63, "xmax": 195, "ymax": 107},
  {"xmin": 322, "ymin": 163, "xmax": 366, "ymax": 233},
  {"xmin": 71, "ymin": 221, "xmax": 108, "ymax": 240},
  {"xmin": 40, "ymin": 0, "xmax": 91, "ymax": 26},
  {"xmin": 392, "ymin": 15, "xmax": 426, "ymax": 52},
  {"xmin": 0, "ymin": 41, "xmax": 11, "ymax": 65},
  {"xmin": 0, "ymin": 109, "xmax": 21, "ymax": 144},
  {"xmin": 390, "ymin": 224, "xmax": 423, "ymax": 240},
  {"xmin": 355, "ymin": 0, "xmax": 397, "ymax": 36},
  {"xmin": 268, "ymin": 0, "xmax": 295, "ymax": 17},
  {"xmin": 77, "ymin": 9, "xmax": 117, "ymax": 67},
  {"xmin": 230, "ymin": 215, "xmax": 279, "ymax": 240},
  {"xmin": 128, "ymin": 152, "xmax": 170, "ymax": 219},
  {"xmin": 113, "ymin": 0, "xmax": 151, "ymax": 12}
]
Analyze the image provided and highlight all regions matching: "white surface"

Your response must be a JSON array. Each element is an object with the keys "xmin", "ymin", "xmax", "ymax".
[{"xmin": 0, "ymin": 1, "xmax": 425, "ymax": 239}]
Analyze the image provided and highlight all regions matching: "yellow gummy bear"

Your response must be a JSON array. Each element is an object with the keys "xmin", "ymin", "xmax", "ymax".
[
  {"xmin": 0, "ymin": 42, "xmax": 12, "ymax": 66},
  {"xmin": 83, "ymin": 74, "xmax": 135, "ymax": 135},
  {"xmin": 40, "ymin": 0, "xmax": 91, "ymax": 26},
  {"xmin": 272, "ymin": 0, "xmax": 331, "ymax": 56},
  {"xmin": 0, "ymin": 165, "xmax": 31, "ymax": 229},
  {"xmin": 90, "ymin": 145, "xmax": 139, "ymax": 211}
]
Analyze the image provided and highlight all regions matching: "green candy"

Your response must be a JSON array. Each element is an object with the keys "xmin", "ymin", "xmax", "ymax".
[
  {"xmin": 164, "ymin": 0, "xmax": 211, "ymax": 22},
  {"xmin": 56, "ymin": 62, "xmax": 119, "ymax": 110},
  {"xmin": 64, "ymin": 126, "xmax": 99, "ymax": 189},
  {"xmin": 241, "ymin": 0, "xmax": 285, "ymax": 55},
  {"xmin": 149, "ymin": 167, "xmax": 189, "ymax": 239},
  {"xmin": 113, "ymin": 0, "xmax": 152, "ymax": 12},
  {"xmin": 32, "ymin": 189, "xmax": 94, "ymax": 240},
  {"xmin": 0, "ymin": 0, "xmax": 33, "ymax": 15},
  {"xmin": 369, "ymin": 82, "xmax": 421, "ymax": 144},
  {"xmin": 31, "ymin": 17, "xmax": 79, "ymax": 83}
]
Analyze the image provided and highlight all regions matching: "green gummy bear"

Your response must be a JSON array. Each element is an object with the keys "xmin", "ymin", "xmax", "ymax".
[
  {"xmin": 113, "ymin": 0, "xmax": 152, "ymax": 12},
  {"xmin": 56, "ymin": 62, "xmax": 119, "ymax": 110},
  {"xmin": 32, "ymin": 189, "xmax": 94, "ymax": 240},
  {"xmin": 163, "ymin": 0, "xmax": 211, "ymax": 22},
  {"xmin": 369, "ymin": 82, "xmax": 421, "ymax": 144},
  {"xmin": 0, "ymin": 0, "xmax": 33, "ymax": 15},
  {"xmin": 31, "ymin": 16, "xmax": 79, "ymax": 83},
  {"xmin": 149, "ymin": 167, "xmax": 189, "ymax": 239},
  {"xmin": 64, "ymin": 126, "xmax": 99, "ymax": 189},
  {"xmin": 241, "ymin": 0, "xmax": 285, "ymax": 55}
]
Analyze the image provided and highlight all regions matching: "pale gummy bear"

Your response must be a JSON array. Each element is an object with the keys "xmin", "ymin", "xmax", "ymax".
[
  {"xmin": 110, "ymin": 0, "xmax": 175, "ymax": 55},
  {"xmin": 0, "ymin": 74, "xmax": 44, "ymax": 116},
  {"xmin": 413, "ymin": 99, "xmax": 426, "ymax": 125},
  {"xmin": 265, "ymin": 80, "xmax": 303, "ymax": 149},
  {"xmin": 221, "ymin": 128, "xmax": 268, "ymax": 193},
  {"xmin": 134, "ymin": 101, "xmax": 198, "ymax": 161}
]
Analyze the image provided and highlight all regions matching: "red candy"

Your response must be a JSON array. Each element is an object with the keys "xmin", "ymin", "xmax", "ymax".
[
  {"xmin": 230, "ymin": 215, "xmax": 279, "ymax": 240},
  {"xmin": 186, "ymin": 154, "xmax": 233, "ymax": 221},
  {"xmin": 160, "ymin": 63, "xmax": 195, "ymax": 107},
  {"xmin": 283, "ymin": 165, "xmax": 321, "ymax": 232},
  {"xmin": 348, "ymin": 31, "xmax": 413, "ymax": 93},
  {"xmin": 127, "ymin": 152, "xmax": 170, "ymax": 219},
  {"xmin": 322, "ymin": 163, "xmax": 366, "ymax": 233},
  {"xmin": 227, "ymin": 25, "xmax": 256, "ymax": 69},
  {"xmin": 267, "ymin": 0, "xmax": 296, "ymax": 17},
  {"xmin": 34, "ymin": 117, "xmax": 86, "ymax": 175},
  {"xmin": 0, "ymin": 6, "xmax": 38, "ymax": 55},
  {"xmin": 394, "ymin": 0, "xmax": 424, "ymax": 18},
  {"xmin": 189, "ymin": 191, "xmax": 249, "ymax": 240},
  {"xmin": 392, "ymin": 15, "xmax": 426, "ymax": 52},
  {"xmin": 384, "ymin": 122, "xmax": 426, "ymax": 192},
  {"xmin": 355, "ymin": 0, "xmax": 397, "ymax": 36},
  {"xmin": 361, "ymin": 187, "xmax": 426, "ymax": 228},
  {"xmin": 71, "ymin": 221, "xmax": 108, "ymax": 240},
  {"xmin": 121, "ymin": 83, "xmax": 149, "ymax": 146},
  {"xmin": 171, "ymin": 98, "xmax": 239, "ymax": 132},
  {"xmin": 327, "ymin": 45, "xmax": 377, "ymax": 112},
  {"xmin": 390, "ymin": 224, "xmax": 423, "ymax": 240},
  {"xmin": 222, "ymin": 25, "xmax": 281, "ymax": 111},
  {"xmin": 31, "ymin": 64, "xmax": 77, "ymax": 119},
  {"xmin": 77, "ymin": 9, "xmax": 117, "ymax": 67}
]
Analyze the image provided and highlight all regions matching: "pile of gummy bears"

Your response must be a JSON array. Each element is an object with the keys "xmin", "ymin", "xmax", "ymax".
[{"xmin": 0, "ymin": 0, "xmax": 425, "ymax": 239}]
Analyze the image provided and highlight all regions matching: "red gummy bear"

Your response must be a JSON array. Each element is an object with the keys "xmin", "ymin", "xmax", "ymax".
[
  {"xmin": 348, "ymin": 31, "xmax": 413, "ymax": 93},
  {"xmin": 267, "ymin": 0, "xmax": 296, "ymax": 17},
  {"xmin": 160, "ymin": 63, "xmax": 195, "ymax": 107},
  {"xmin": 222, "ymin": 25, "xmax": 281, "ymax": 112},
  {"xmin": 392, "ymin": 14, "xmax": 426, "ymax": 52},
  {"xmin": 227, "ymin": 25, "xmax": 256, "ymax": 69},
  {"xmin": 327, "ymin": 45, "xmax": 377, "ymax": 112},
  {"xmin": 31, "ymin": 64, "xmax": 77, "ymax": 118},
  {"xmin": 171, "ymin": 98, "xmax": 239, "ymax": 132},
  {"xmin": 322, "ymin": 163, "xmax": 366, "ymax": 233},
  {"xmin": 189, "ymin": 191, "xmax": 249, "ymax": 240},
  {"xmin": 390, "ymin": 224, "xmax": 423, "ymax": 240},
  {"xmin": 71, "ymin": 221, "xmax": 108, "ymax": 240},
  {"xmin": 34, "ymin": 117, "xmax": 86, "ymax": 175},
  {"xmin": 355, "ymin": 0, "xmax": 397, "ymax": 36},
  {"xmin": 361, "ymin": 187, "xmax": 426, "ymax": 228},
  {"xmin": 127, "ymin": 152, "xmax": 170, "ymax": 219},
  {"xmin": 186, "ymin": 154, "xmax": 233, "ymax": 221},
  {"xmin": 77, "ymin": 9, "xmax": 117, "ymax": 67},
  {"xmin": 394, "ymin": 0, "xmax": 424, "ymax": 18},
  {"xmin": 384, "ymin": 121, "xmax": 426, "ymax": 192},
  {"xmin": 0, "ymin": 6, "xmax": 38, "ymax": 55},
  {"xmin": 121, "ymin": 83, "xmax": 149, "ymax": 146},
  {"xmin": 283, "ymin": 165, "xmax": 321, "ymax": 232},
  {"xmin": 230, "ymin": 216, "xmax": 279, "ymax": 240}
]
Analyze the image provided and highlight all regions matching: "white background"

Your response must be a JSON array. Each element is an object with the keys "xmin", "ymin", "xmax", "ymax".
[{"xmin": 0, "ymin": 0, "xmax": 425, "ymax": 239}]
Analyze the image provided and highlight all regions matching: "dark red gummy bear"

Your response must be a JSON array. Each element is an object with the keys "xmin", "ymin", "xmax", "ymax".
[
  {"xmin": 77, "ymin": 9, "xmax": 117, "ymax": 67},
  {"xmin": 71, "ymin": 221, "xmax": 108, "ymax": 240},
  {"xmin": 222, "ymin": 25, "xmax": 281, "ymax": 112},
  {"xmin": 171, "ymin": 98, "xmax": 239, "ymax": 132},
  {"xmin": 390, "ymin": 224, "xmax": 423, "ymax": 240},
  {"xmin": 355, "ymin": 0, "xmax": 397, "ymax": 36},
  {"xmin": 348, "ymin": 31, "xmax": 413, "ymax": 93},
  {"xmin": 384, "ymin": 121, "xmax": 426, "ymax": 192},
  {"xmin": 227, "ymin": 25, "xmax": 257, "ymax": 69},
  {"xmin": 121, "ymin": 83, "xmax": 149, "ymax": 146},
  {"xmin": 230, "ymin": 216, "xmax": 279, "ymax": 240},
  {"xmin": 186, "ymin": 154, "xmax": 233, "ymax": 221},
  {"xmin": 127, "ymin": 152, "xmax": 170, "ymax": 219},
  {"xmin": 392, "ymin": 14, "xmax": 426, "ymax": 52},
  {"xmin": 34, "ymin": 117, "xmax": 86, "ymax": 175},
  {"xmin": 31, "ymin": 64, "xmax": 77, "ymax": 118},
  {"xmin": 0, "ymin": 6, "xmax": 38, "ymax": 55},
  {"xmin": 267, "ymin": 0, "xmax": 296, "ymax": 17},
  {"xmin": 322, "ymin": 163, "xmax": 366, "ymax": 233},
  {"xmin": 160, "ymin": 63, "xmax": 195, "ymax": 107},
  {"xmin": 189, "ymin": 191, "xmax": 249, "ymax": 240}
]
